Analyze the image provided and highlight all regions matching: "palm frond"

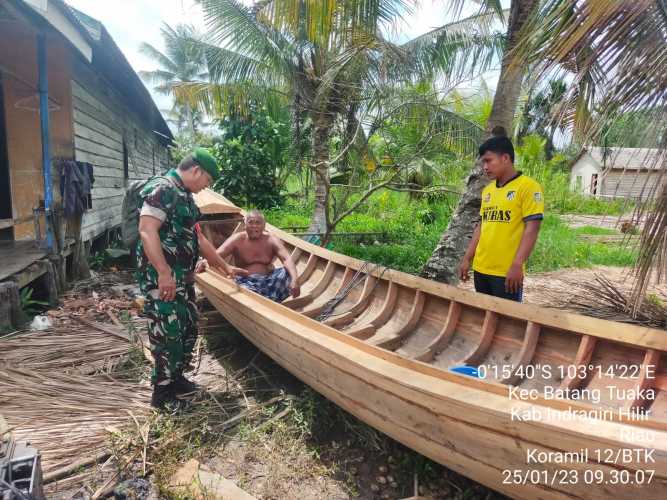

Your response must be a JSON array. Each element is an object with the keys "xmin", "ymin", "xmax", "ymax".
[
  {"xmin": 255, "ymin": 0, "xmax": 413, "ymax": 48},
  {"xmin": 402, "ymin": 10, "xmax": 506, "ymax": 82},
  {"xmin": 199, "ymin": 0, "xmax": 295, "ymax": 78},
  {"xmin": 138, "ymin": 42, "xmax": 179, "ymax": 73},
  {"xmin": 138, "ymin": 69, "xmax": 177, "ymax": 87},
  {"xmin": 173, "ymin": 80, "xmax": 288, "ymax": 120}
]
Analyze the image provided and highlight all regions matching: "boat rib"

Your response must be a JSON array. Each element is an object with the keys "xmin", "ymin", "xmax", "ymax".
[
  {"xmin": 499, "ymin": 321, "xmax": 540, "ymax": 385},
  {"xmin": 461, "ymin": 311, "xmax": 499, "ymax": 365},
  {"xmin": 283, "ymin": 260, "xmax": 336, "ymax": 309},
  {"xmin": 345, "ymin": 281, "xmax": 398, "ymax": 340},
  {"xmin": 301, "ymin": 267, "xmax": 354, "ymax": 318},
  {"xmin": 323, "ymin": 275, "xmax": 376, "ymax": 327},
  {"xmin": 559, "ymin": 334, "xmax": 597, "ymax": 391},
  {"xmin": 371, "ymin": 291, "xmax": 425, "ymax": 350},
  {"xmin": 413, "ymin": 301, "xmax": 462, "ymax": 363},
  {"xmin": 626, "ymin": 349, "xmax": 661, "ymax": 412}
]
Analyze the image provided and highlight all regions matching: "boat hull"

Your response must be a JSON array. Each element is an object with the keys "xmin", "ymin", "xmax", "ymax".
[{"xmin": 198, "ymin": 274, "xmax": 667, "ymax": 500}]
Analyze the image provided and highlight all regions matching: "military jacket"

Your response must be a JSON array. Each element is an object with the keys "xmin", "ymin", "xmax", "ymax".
[{"xmin": 136, "ymin": 169, "xmax": 201, "ymax": 287}]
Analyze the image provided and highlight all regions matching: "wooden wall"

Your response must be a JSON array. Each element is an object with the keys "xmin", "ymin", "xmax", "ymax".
[
  {"xmin": 601, "ymin": 170, "xmax": 664, "ymax": 201},
  {"xmin": 0, "ymin": 22, "xmax": 74, "ymax": 240},
  {"xmin": 71, "ymin": 57, "xmax": 170, "ymax": 242}
]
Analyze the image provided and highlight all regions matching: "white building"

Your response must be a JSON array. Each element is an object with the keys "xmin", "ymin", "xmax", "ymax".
[{"xmin": 570, "ymin": 147, "xmax": 665, "ymax": 200}]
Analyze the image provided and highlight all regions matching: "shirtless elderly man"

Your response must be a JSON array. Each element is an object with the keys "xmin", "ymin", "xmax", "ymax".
[{"xmin": 198, "ymin": 210, "xmax": 300, "ymax": 302}]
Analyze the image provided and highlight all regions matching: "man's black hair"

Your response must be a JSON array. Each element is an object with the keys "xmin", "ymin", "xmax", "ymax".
[
  {"xmin": 178, "ymin": 155, "xmax": 197, "ymax": 170},
  {"xmin": 478, "ymin": 136, "xmax": 515, "ymax": 163}
]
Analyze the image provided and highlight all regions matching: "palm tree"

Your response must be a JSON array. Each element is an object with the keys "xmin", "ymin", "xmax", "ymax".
[
  {"xmin": 421, "ymin": 0, "xmax": 541, "ymax": 283},
  {"xmin": 176, "ymin": 0, "xmax": 502, "ymax": 240},
  {"xmin": 139, "ymin": 24, "xmax": 209, "ymax": 137}
]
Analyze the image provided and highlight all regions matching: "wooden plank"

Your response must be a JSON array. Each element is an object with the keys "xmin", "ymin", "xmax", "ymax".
[
  {"xmin": 413, "ymin": 301, "xmax": 462, "ymax": 363},
  {"xmin": 462, "ymin": 311, "xmax": 499, "ymax": 365},
  {"xmin": 559, "ymin": 335, "xmax": 597, "ymax": 391},
  {"xmin": 74, "ymin": 121, "xmax": 123, "ymax": 150},
  {"xmin": 73, "ymin": 107, "xmax": 123, "ymax": 142},
  {"xmin": 75, "ymin": 136, "xmax": 123, "ymax": 161},
  {"xmin": 626, "ymin": 349, "xmax": 661, "ymax": 412},
  {"xmin": 372, "ymin": 290, "xmax": 425, "ymax": 351},
  {"xmin": 323, "ymin": 275, "xmax": 376, "ymax": 327},
  {"xmin": 500, "ymin": 322, "xmax": 540, "ymax": 385},
  {"xmin": 345, "ymin": 281, "xmax": 398, "ymax": 338}
]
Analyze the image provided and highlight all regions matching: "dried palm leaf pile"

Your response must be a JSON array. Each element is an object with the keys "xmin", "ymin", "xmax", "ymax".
[
  {"xmin": 552, "ymin": 273, "xmax": 667, "ymax": 328},
  {"xmin": 0, "ymin": 278, "xmax": 153, "ymax": 496}
]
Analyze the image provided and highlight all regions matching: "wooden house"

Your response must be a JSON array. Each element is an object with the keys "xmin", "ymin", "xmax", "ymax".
[
  {"xmin": 569, "ymin": 147, "xmax": 665, "ymax": 201},
  {"xmin": 0, "ymin": 0, "xmax": 172, "ymax": 327}
]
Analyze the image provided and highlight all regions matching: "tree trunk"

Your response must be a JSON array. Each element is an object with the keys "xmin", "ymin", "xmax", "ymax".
[
  {"xmin": 308, "ymin": 111, "xmax": 334, "ymax": 237},
  {"xmin": 421, "ymin": 0, "xmax": 539, "ymax": 284}
]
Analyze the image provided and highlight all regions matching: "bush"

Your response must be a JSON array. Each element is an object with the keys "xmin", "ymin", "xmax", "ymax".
[{"xmin": 212, "ymin": 110, "xmax": 289, "ymax": 208}]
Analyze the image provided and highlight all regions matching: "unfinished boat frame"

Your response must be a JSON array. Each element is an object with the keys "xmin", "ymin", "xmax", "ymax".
[{"xmin": 195, "ymin": 191, "xmax": 667, "ymax": 499}]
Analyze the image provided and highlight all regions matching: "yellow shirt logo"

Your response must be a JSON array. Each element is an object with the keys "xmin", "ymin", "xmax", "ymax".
[{"xmin": 473, "ymin": 174, "xmax": 544, "ymax": 277}]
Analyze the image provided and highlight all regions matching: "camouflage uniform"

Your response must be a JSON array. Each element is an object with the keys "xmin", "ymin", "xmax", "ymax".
[{"xmin": 135, "ymin": 169, "xmax": 201, "ymax": 387}]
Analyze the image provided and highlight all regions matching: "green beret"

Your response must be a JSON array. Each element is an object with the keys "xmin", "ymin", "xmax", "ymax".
[{"xmin": 192, "ymin": 148, "xmax": 220, "ymax": 181}]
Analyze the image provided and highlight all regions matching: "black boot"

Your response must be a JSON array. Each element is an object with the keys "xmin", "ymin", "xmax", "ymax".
[
  {"xmin": 171, "ymin": 375, "xmax": 199, "ymax": 395},
  {"xmin": 151, "ymin": 384, "xmax": 178, "ymax": 409}
]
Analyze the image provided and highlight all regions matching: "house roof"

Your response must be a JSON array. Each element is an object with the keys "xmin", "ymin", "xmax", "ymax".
[
  {"xmin": 15, "ymin": 0, "xmax": 173, "ymax": 145},
  {"xmin": 65, "ymin": 3, "xmax": 173, "ymax": 144},
  {"xmin": 580, "ymin": 147, "xmax": 665, "ymax": 171}
]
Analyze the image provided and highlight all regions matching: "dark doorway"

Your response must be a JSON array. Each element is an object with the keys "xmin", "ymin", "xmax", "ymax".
[
  {"xmin": 590, "ymin": 173, "xmax": 598, "ymax": 196},
  {"xmin": 0, "ymin": 74, "xmax": 14, "ymax": 240}
]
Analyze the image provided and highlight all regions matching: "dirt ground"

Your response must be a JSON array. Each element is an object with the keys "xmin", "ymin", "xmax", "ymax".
[{"xmin": 459, "ymin": 265, "xmax": 667, "ymax": 309}]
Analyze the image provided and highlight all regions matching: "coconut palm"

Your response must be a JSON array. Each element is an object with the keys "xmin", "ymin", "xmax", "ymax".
[
  {"xmin": 175, "ymin": 0, "xmax": 503, "ymax": 240},
  {"xmin": 139, "ymin": 24, "xmax": 209, "ymax": 137}
]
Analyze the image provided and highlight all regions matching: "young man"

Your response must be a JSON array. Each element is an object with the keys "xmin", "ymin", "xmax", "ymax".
[
  {"xmin": 136, "ymin": 148, "xmax": 246, "ymax": 409},
  {"xmin": 458, "ymin": 136, "xmax": 544, "ymax": 302}
]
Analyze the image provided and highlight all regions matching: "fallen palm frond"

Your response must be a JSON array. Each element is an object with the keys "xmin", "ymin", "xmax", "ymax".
[
  {"xmin": 0, "ymin": 364, "xmax": 152, "ymax": 474},
  {"xmin": 0, "ymin": 326, "xmax": 133, "ymax": 373},
  {"xmin": 552, "ymin": 274, "xmax": 666, "ymax": 328}
]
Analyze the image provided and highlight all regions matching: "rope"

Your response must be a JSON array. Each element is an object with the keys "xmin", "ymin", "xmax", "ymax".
[{"xmin": 315, "ymin": 262, "xmax": 387, "ymax": 322}]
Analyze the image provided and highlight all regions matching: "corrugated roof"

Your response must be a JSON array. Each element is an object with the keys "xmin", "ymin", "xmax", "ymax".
[{"xmin": 586, "ymin": 147, "xmax": 665, "ymax": 171}]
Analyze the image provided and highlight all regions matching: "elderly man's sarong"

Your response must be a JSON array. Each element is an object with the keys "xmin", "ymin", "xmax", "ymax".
[{"xmin": 235, "ymin": 267, "xmax": 291, "ymax": 302}]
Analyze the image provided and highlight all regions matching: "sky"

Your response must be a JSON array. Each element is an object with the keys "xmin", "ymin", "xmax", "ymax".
[{"xmin": 64, "ymin": 0, "xmax": 497, "ymax": 120}]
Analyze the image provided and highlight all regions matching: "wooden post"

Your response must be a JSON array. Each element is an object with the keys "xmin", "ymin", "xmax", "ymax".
[{"xmin": 0, "ymin": 281, "xmax": 25, "ymax": 330}]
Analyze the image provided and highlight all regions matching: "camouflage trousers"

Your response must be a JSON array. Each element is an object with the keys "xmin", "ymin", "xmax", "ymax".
[{"xmin": 142, "ymin": 284, "xmax": 198, "ymax": 386}]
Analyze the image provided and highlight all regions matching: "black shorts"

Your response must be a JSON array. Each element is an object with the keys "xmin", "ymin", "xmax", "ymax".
[{"xmin": 473, "ymin": 271, "xmax": 523, "ymax": 302}]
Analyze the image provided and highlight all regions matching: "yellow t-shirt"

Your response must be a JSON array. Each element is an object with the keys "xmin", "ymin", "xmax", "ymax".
[{"xmin": 473, "ymin": 173, "xmax": 544, "ymax": 277}]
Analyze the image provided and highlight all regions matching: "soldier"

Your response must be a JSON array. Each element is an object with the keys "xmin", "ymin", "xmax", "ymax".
[{"xmin": 136, "ymin": 148, "xmax": 246, "ymax": 409}]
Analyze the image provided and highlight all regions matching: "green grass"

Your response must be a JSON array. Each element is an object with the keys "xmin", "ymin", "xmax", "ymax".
[
  {"xmin": 528, "ymin": 215, "xmax": 636, "ymax": 273},
  {"xmin": 572, "ymin": 225, "xmax": 620, "ymax": 235},
  {"xmin": 266, "ymin": 197, "xmax": 636, "ymax": 276}
]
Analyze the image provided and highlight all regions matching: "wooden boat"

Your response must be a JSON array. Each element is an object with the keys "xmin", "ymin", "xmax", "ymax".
[{"xmin": 194, "ymin": 190, "xmax": 667, "ymax": 499}]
